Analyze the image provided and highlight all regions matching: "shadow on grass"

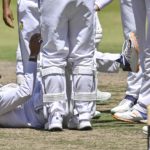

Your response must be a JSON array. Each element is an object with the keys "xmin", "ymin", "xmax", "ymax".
[
  {"xmin": 93, "ymin": 121, "xmax": 135, "ymax": 128},
  {"xmin": 96, "ymin": 103, "xmax": 111, "ymax": 106},
  {"xmin": 99, "ymin": 110, "xmax": 111, "ymax": 113}
]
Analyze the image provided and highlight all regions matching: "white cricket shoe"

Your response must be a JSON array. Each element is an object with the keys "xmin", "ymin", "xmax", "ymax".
[
  {"xmin": 78, "ymin": 120, "xmax": 92, "ymax": 130},
  {"xmin": 113, "ymin": 109, "xmax": 146, "ymax": 123},
  {"xmin": 142, "ymin": 126, "xmax": 148, "ymax": 135},
  {"xmin": 140, "ymin": 119, "xmax": 147, "ymax": 124},
  {"xmin": 117, "ymin": 32, "xmax": 139, "ymax": 72},
  {"xmin": 47, "ymin": 112, "xmax": 63, "ymax": 131},
  {"xmin": 96, "ymin": 90, "xmax": 111, "ymax": 104},
  {"xmin": 68, "ymin": 116, "xmax": 92, "ymax": 130},
  {"xmin": 92, "ymin": 111, "xmax": 101, "ymax": 119},
  {"xmin": 111, "ymin": 99, "xmax": 134, "ymax": 114}
]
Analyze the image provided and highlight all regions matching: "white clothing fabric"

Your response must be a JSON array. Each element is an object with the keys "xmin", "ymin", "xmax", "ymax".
[
  {"xmin": 0, "ymin": 62, "xmax": 45, "ymax": 128},
  {"xmin": 95, "ymin": 12, "xmax": 103, "ymax": 46},
  {"xmin": 16, "ymin": 0, "xmax": 120, "ymax": 76},
  {"xmin": 120, "ymin": 0, "xmax": 142, "ymax": 100},
  {"xmin": 94, "ymin": 12, "xmax": 120, "ymax": 73},
  {"xmin": 95, "ymin": 0, "xmax": 113, "ymax": 10},
  {"xmin": 125, "ymin": 68, "xmax": 143, "ymax": 99},
  {"xmin": 95, "ymin": 51, "xmax": 120, "ymax": 73},
  {"xmin": 40, "ymin": 0, "xmax": 96, "ymax": 121},
  {"xmin": 95, "ymin": 0, "xmax": 143, "ymax": 99},
  {"xmin": 17, "ymin": 0, "xmax": 40, "ymax": 73},
  {"xmin": 131, "ymin": 0, "xmax": 150, "ymax": 114},
  {"xmin": 120, "ymin": 0, "xmax": 136, "ymax": 39}
]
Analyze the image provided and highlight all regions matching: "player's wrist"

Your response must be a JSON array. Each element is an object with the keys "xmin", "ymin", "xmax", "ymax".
[{"xmin": 29, "ymin": 55, "xmax": 38, "ymax": 62}]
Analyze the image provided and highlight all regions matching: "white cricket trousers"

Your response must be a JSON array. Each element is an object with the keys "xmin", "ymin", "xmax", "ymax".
[
  {"xmin": 17, "ymin": 0, "xmax": 40, "ymax": 73},
  {"xmin": 132, "ymin": 0, "xmax": 150, "ymax": 113},
  {"xmin": 120, "ymin": 0, "xmax": 142, "ymax": 100},
  {"xmin": 40, "ymin": 0, "xmax": 96, "ymax": 120}
]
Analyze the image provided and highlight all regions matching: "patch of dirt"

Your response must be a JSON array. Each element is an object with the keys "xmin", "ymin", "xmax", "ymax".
[{"xmin": 0, "ymin": 61, "xmax": 16, "ymax": 84}]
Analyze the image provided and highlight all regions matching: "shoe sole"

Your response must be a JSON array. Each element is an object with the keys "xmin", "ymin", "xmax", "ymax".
[
  {"xmin": 48, "ymin": 124, "xmax": 63, "ymax": 131},
  {"xmin": 129, "ymin": 32, "xmax": 140, "ymax": 72},
  {"xmin": 92, "ymin": 114, "xmax": 101, "ymax": 119},
  {"xmin": 110, "ymin": 109, "xmax": 131, "ymax": 115},
  {"xmin": 139, "ymin": 119, "xmax": 147, "ymax": 124},
  {"xmin": 49, "ymin": 127, "xmax": 63, "ymax": 132},
  {"xmin": 78, "ymin": 122, "xmax": 92, "ymax": 131},
  {"xmin": 79, "ymin": 126, "xmax": 92, "ymax": 131},
  {"xmin": 112, "ymin": 114, "xmax": 136, "ymax": 123}
]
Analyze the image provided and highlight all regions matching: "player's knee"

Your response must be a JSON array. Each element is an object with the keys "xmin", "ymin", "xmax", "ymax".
[{"xmin": 72, "ymin": 65, "xmax": 97, "ymax": 102}]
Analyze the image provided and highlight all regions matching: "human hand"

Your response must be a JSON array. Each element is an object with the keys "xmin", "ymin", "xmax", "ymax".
[
  {"xmin": 3, "ymin": 6, "xmax": 14, "ymax": 28},
  {"xmin": 29, "ymin": 33, "xmax": 42, "ymax": 60}
]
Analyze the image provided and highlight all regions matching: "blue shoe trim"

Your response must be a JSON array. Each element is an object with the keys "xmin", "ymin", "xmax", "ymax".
[
  {"xmin": 138, "ymin": 111, "xmax": 147, "ymax": 120},
  {"xmin": 124, "ymin": 95, "xmax": 137, "ymax": 104}
]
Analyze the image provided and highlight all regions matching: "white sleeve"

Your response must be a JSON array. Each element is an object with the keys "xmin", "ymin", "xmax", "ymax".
[
  {"xmin": 95, "ymin": 51, "xmax": 120, "ymax": 73},
  {"xmin": 16, "ymin": 61, "xmax": 37, "ymax": 100},
  {"xmin": 95, "ymin": 0, "xmax": 113, "ymax": 10},
  {"xmin": 0, "ymin": 61, "xmax": 37, "ymax": 115}
]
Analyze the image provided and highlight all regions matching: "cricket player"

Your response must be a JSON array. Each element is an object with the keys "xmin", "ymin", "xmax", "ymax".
[
  {"xmin": 94, "ymin": 0, "xmax": 143, "ymax": 116},
  {"xmin": 110, "ymin": 0, "xmax": 143, "ymax": 114},
  {"xmin": 113, "ymin": 0, "xmax": 150, "ymax": 123},
  {"xmin": 39, "ymin": 0, "xmax": 140, "ymax": 131},
  {"xmin": 39, "ymin": 0, "xmax": 98, "ymax": 131}
]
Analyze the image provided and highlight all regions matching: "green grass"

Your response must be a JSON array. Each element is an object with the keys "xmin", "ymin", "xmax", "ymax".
[
  {"xmin": 98, "ymin": 1, "xmax": 124, "ymax": 53},
  {"xmin": 0, "ymin": 1, "xmax": 18, "ymax": 61}
]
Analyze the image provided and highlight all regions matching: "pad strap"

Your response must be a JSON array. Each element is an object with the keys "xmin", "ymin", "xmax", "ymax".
[
  {"xmin": 40, "ymin": 67, "xmax": 65, "ymax": 77},
  {"xmin": 73, "ymin": 66, "xmax": 95, "ymax": 75},
  {"xmin": 73, "ymin": 92, "xmax": 97, "ymax": 101},
  {"xmin": 43, "ymin": 93, "xmax": 66, "ymax": 103}
]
